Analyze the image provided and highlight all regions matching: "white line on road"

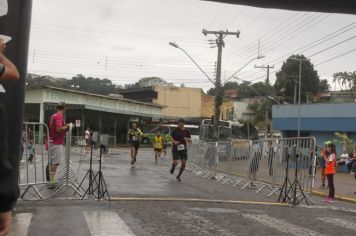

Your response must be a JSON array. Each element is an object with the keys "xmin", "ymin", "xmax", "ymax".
[
  {"xmin": 318, "ymin": 218, "xmax": 356, "ymax": 232},
  {"xmin": 83, "ymin": 211, "xmax": 135, "ymax": 236},
  {"xmin": 242, "ymin": 214, "xmax": 324, "ymax": 236},
  {"xmin": 9, "ymin": 213, "xmax": 33, "ymax": 236}
]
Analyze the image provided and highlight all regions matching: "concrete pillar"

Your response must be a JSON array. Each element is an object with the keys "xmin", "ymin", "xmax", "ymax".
[{"xmin": 39, "ymin": 102, "xmax": 44, "ymax": 140}]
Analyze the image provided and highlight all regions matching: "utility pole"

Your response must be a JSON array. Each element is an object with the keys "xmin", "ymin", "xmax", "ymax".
[
  {"xmin": 202, "ymin": 29, "xmax": 240, "ymax": 140},
  {"xmin": 255, "ymin": 65, "xmax": 274, "ymax": 139},
  {"xmin": 290, "ymin": 56, "xmax": 308, "ymax": 138}
]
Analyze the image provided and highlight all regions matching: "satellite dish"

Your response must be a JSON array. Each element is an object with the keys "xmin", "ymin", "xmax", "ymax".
[{"xmin": 0, "ymin": 0, "xmax": 8, "ymax": 17}]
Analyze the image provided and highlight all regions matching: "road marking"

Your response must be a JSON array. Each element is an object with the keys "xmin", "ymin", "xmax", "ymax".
[
  {"xmin": 242, "ymin": 214, "xmax": 324, "ymax": 236},
  {"xmin": 167, "ymin": 211, "xmax": 234, "ymax": 236},
  {"xmin": 83, "ymin": 211, "xmax": 135, "ymax": 236},
  {"xmin": 318, "ymin": 218, "xmax": 356, "ymax": 231},
  {"xmin": 9, "ymin": 213, "xmax": 32, "ymax": 236},
  {"xmin": 110, "ymin": 197, "xmax": 288, "ymax": 206}
]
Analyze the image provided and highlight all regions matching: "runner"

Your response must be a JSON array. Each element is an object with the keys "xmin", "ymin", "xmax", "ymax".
[
  {"xmin": 153, "ymin": 131, "xmax": 164, "ymax": 164},
  {"xmin": 48, "ymin": 102, "xmax": 70, "ymax": 189},
  {"xmin": 170, "ymin": 119, "xmax": 191, "ymax": 182},
  {"xmin": 127, "ymin": 122, "xmax": 143, "ymax": 165}
]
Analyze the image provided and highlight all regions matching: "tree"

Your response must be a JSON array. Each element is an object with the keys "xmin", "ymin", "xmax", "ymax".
[
  {"xmin": 247, "ymin": 100, "xmax": 272, "ymax": 128},
  {"xmin": 274, "ymin": 55, "xmax": 323, "ymax": 103},
  {"xmin": 333, "ymin": 71, "xmax": 356, "ymax": 90},
  {"xmin": 318, "ymin": 79, "xmax": 330, "ymax": 92}
]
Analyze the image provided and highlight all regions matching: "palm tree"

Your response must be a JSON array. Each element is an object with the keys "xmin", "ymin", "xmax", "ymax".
[{"xmin": 332, "ymin": 71, "xmax": 356, "ymax": 91}]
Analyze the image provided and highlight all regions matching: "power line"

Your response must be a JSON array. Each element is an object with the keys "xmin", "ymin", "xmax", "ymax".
[
  {"xmin": 224, "ymin": 13, "xmax": 328, "ymax": 67},
  {"xmin": 207, "ymin": 5, "xmax": 229, "ymax": 28},
  {"xmin": 237, "ymin": 21, "xmax": 356, "ymax": 79}
]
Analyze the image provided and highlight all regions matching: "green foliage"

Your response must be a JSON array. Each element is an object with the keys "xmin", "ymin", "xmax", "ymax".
[
  {"xmin": 274, "ymin": 55, "xmax": 325, "ymax": 103},
  {"xmin": 26, "ymin": 73, "xmax": 120, "ymax": 95},
  {"xmin": 334, "ymin": 132, "xmax": 354, "ymax": 153},
  {"xmin": 247, "ymin": 100, "xmax": 272, "ymax": 125},
  {"xmin": 206, "ymin": 81, "xmax": 273, "ymax": 99}
]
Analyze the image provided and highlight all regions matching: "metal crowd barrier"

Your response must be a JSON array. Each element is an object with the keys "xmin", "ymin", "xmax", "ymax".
[
  {"xmin": 187, "ymin": 137, "xmax": 316, "ymax": 201},
  {"xmin": 49, "ymin": 124, "xmax": 83, "ymax": 198},
  {"xmin": 19, "ymin": 123, "xmax": 84, "ymax": 200},
  {"xmin": 19, "ymin": 122, "xmax": 50, "ymax": 199}
]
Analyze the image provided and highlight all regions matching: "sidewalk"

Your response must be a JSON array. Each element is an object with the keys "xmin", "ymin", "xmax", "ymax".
[{"xmin": 313, "ymin": 167, "xmax": 356, "ymax": 202}]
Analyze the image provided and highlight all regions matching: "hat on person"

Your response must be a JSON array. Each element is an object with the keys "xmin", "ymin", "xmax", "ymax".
[{"xmin": 324, "ymin": 140, "xmax": 332, "ymax": 145}]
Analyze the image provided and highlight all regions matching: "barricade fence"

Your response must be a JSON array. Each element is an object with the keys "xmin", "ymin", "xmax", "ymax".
[
  {"xmin": 187, "ymin": 137, "xmax": 316, "ymax": 200},
  {"xmin": 19, "ymin": 122, "xmax": 83, "ymax": 200}
]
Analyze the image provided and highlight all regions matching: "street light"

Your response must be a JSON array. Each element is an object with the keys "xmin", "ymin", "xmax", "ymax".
[
  {"xmin": 224, "ymin": 55, "xmax": 265, "ymax": 84},
  {"xmin": 168, "ymin": 42, "xmax": 215, "ymax": 85}
]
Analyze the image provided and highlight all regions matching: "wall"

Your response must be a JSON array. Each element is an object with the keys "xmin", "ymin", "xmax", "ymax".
[
  {"xmin": 233, "ymin": 101, "xmax": 254, "ymax": 121},
  {"xmin": 153, "ymin": 86, "xmax": 203, "ymax": 118},
  {"xmin": 272, "ymin": 103, "xmax": 356, "ymax": 132},
  {"xmin": 201, "ymin": 94, "xmax": 214, "ymax": 118}
]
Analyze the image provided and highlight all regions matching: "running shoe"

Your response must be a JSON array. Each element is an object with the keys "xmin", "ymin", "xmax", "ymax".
[
  {"xmin": 170, "ymin": 166, "xmax": 175, "ymax": 174},
  {"xmin": 131, "ymin": 160, "xmax": 134, "ymax": 165},
  {"xmin": 47, "ymin": 182, "xmax": 57, "ymax": 189},
  {"xmin": 176, "ymin": 176, "xmax": 181, "ymax": 182},
  {"xmin": 134, "ymin": 157, "xmax": 136, "ymax": 163},
  {"xmin": 323, "ymin": 197, "xmax": 330, "ymax": 203},
  {"xmin": 327, "ymin": 198, "xmax": 335, "ymax": 203}
]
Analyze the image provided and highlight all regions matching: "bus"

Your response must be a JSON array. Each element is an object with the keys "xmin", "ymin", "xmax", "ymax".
[{"xmin": 200, "ymin": 119, "xmax": 243, "ymax": 141}]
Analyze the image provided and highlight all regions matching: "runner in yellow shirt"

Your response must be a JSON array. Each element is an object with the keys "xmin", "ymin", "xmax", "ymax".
[{"xmin": 153, "ymin": 132, "xmax": 164, "ymax": 164}]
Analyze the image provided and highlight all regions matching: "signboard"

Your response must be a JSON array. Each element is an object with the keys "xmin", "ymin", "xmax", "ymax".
[
  {"xmin": 0, "ymin": 0, "xmax": 8, "ymax": 17},
  {"xmin": 75, "ymin": 119, "xmax": 81, "ymax": 128}
]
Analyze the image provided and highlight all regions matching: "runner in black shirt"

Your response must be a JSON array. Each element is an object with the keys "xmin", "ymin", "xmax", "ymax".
[{"xmin": 170, "ymin": 119, "xmax": 191, "ymax": 182}]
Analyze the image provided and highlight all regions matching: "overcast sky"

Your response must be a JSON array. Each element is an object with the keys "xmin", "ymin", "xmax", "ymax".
[{"xmin": 28, "ymin": 0, "xmax": 356, "ymax": 91}]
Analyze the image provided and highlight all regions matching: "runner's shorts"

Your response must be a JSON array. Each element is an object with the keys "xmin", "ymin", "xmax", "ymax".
[
  {"xmin": 131, "ymin": 141, "xmax": 140, "ymax": 151},
  {"xmin": 172, "ymin": 149, "xmax": 188, "ymax": 161},
  {"xmin": 154, "ymin": 148, "xmax": 162, "ymax": 152},
  {"xmin": 49, "ymin": 144, "xmax": 63, "ymax": 165}
]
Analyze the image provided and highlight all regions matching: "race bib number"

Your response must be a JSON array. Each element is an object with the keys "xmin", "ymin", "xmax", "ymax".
[
  {"xmin": 177, "ymin": 144, "xmax": 185, "ymax": 151},
  {"xmin": 132, "ymin": 136, "xmax": 138, "ymax": 141}
]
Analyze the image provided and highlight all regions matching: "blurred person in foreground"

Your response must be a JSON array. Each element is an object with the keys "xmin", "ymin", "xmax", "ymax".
[{"xmin": 0, "ymin": 38, "xmax": 20, "ymax": 236}]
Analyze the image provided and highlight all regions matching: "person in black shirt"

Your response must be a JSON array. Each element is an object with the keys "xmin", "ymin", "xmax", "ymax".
[
  {"xmin": 170, "ymin": 119, "xmax": 191, "ymax": 182},
  {"xmin": 0, "ymin": 38, "xmax": 20, "ymax": 236}
]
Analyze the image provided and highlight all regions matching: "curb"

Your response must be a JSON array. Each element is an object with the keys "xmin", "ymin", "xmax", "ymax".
[
  {"xmin": 109, "ymin": 197, "xmax": 288, "ymax": 206},
  {"xmin": 312, "ymin": 190, "xmax": 356, "ymax": 204}
]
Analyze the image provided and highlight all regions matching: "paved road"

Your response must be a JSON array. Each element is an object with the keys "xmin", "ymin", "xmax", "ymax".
[{"xmin": 13, "ymin": 147, "xmax": 356, "ymax": 236}]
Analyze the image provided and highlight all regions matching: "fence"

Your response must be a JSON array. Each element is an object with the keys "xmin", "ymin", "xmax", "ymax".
[
  {"xmin": 19, "ymin": 122, "xmax": 50, "ymax": 199},
  {"xmin": 188, "ymin": 137, "xmax": 316, "ymax": 201},
  {"xmin": 19, "ymin": 123, "xmax": 84, "ymax": 200}
]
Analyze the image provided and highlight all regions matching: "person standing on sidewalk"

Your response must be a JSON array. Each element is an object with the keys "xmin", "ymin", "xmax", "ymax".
[
  {"xmin": 48, "ymin": 102, "xmax": 70, "ymax": 189},
  {"xmin": 170, "ymin": 119, "xmax": 191, "ymax": 182},
  {"xmin": 320, "ymin": 142, "xmax": 331, "ymax": 189},
  {"xmin": 324, "ymin": 142, "xmax": 336, "ymax": 203},
  {"xmin": 0, "ymin": 38, "xmax": 20, "ymax": 236},
  {"xmin": 127, "ymin": 122, "xmax": 143, "ymax": 165}
]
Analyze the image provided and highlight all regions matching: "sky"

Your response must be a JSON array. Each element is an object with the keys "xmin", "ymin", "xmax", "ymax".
[{"xmin": 27, "ymin": 0, "xmax": 356, "ymax": 91}]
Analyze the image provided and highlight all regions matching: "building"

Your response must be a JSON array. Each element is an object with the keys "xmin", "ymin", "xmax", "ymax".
[
  {"xmin": 24, "ymin": 86, "xmax": 164, "ymax": 144},
  {"xmin": 119, "ymin": 86, "xmax": 211, "ymax": 120},
  {"xmin": 232, "ymin": 99, "xmax": 255, "ymax": 122},
  {"xmin": 272, "ymin": 103, "xmax": 356, "ymax": 153}
]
